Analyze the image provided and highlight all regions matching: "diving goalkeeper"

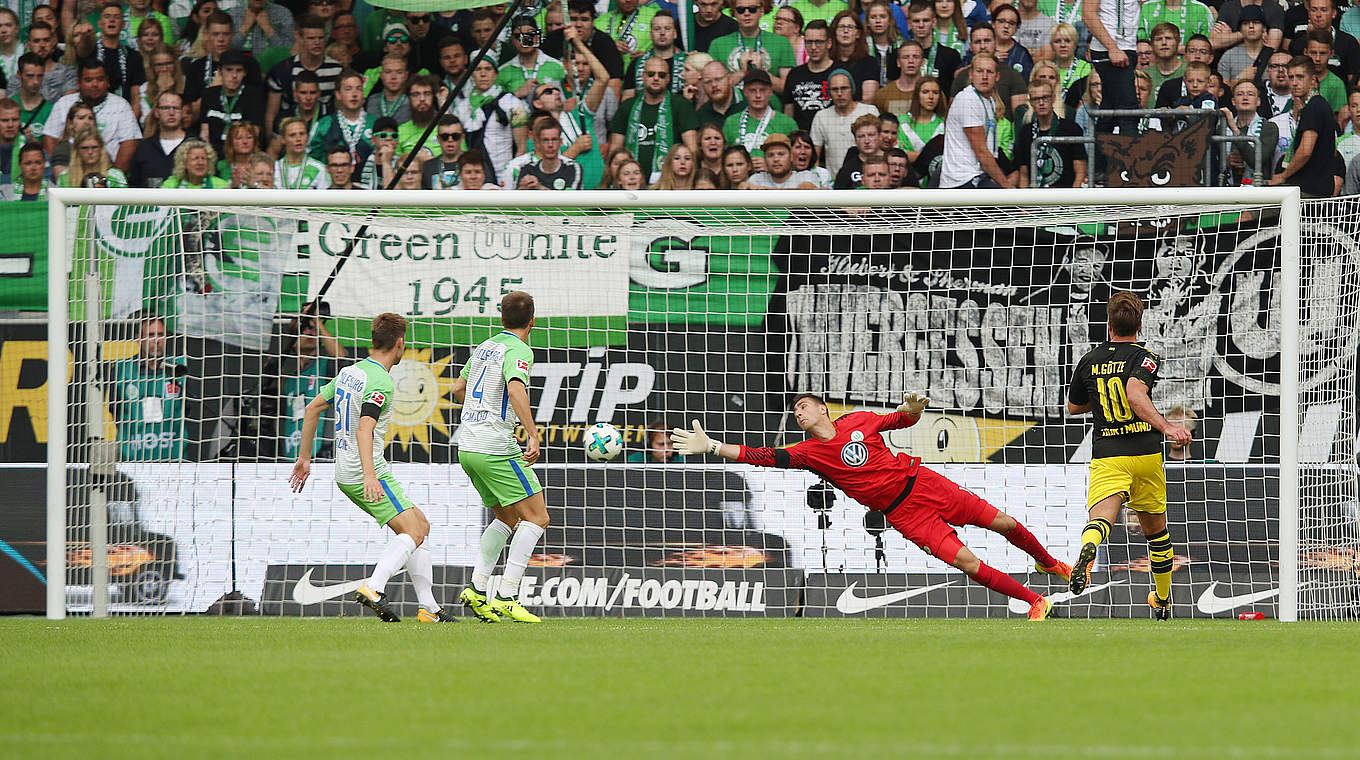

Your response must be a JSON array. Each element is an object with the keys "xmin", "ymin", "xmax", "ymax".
[{"xmin": 671, "ymin": 393, "xmax": 1069, "ymax": 620}]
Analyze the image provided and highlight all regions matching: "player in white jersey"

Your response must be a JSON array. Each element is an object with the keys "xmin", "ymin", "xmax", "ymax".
[
  {"xmin": 289, "ymin": 313, "xmax": 455, "ymax": 623},
  {"xmin": 451, "ymin": 291, "xmax": 548, "ymax": 623}
]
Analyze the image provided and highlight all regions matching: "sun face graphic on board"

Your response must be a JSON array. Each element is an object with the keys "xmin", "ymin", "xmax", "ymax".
[{"xmin": 385, "ymin": 347, "xmax": 456, "ymax": 449}]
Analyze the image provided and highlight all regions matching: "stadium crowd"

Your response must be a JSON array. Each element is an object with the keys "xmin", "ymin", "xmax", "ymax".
[{"xmin": 1, "ymin": 0, "xmax": 1357, "ymax": 197}]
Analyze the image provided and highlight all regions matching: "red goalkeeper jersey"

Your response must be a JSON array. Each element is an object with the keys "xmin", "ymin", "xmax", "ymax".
[{"xmin": 736, "ymin": 411, "xmax": 922, "ymax": 512}]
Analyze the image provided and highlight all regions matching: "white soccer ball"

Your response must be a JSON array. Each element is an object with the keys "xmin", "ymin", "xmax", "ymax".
[{"xmin": 584, "ymin": 423, "xmax": 624, "ymax": 462}]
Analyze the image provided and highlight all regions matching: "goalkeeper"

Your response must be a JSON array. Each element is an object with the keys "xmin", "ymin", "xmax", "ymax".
[{"xmin": 672, "ymin": 393, "xmax": 1069, "ymax": 620}]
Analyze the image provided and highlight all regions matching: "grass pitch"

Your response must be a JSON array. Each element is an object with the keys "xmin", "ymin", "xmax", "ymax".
[{"xmin": 2, "ymin": 617, "xmax": 1355, "ymax": 760}]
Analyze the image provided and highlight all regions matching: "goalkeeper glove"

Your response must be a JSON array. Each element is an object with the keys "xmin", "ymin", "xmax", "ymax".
[
  {"xmin": 670, "ymin": 419, "xmax": 723, "ymax": 456},
  {"xmin": 897, "ymin": 393, "xmax": 930, "ymax": 416}
]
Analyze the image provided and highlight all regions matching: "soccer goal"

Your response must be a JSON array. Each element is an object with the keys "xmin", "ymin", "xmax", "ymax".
[{"xmin": 45, "ymin": 187, "xmax": 1360, "ymax": 622}]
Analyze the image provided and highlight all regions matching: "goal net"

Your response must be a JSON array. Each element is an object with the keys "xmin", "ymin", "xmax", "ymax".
[{"xmin": 46, "ymin": 188, "xmax": 1360, "ymax": 621}]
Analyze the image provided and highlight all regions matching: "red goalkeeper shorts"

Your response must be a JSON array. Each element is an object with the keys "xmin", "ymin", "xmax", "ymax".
[{"xmin": 884, "ymin": 467, "xmax": 1000, "ymax": 564}]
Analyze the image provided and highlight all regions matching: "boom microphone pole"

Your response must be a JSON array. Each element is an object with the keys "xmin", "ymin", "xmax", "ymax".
[{"xmin": 308, "ymin": 0, "xmax": 533, "ymax": 305}]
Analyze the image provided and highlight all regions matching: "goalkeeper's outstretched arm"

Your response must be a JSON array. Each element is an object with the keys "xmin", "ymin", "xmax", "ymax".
[{"xmin": 670, "ymin": 420, "xmax": 744, "ymax": 461}]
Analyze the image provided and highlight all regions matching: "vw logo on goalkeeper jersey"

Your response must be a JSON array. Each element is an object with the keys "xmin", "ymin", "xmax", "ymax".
[{"xmin": 840, "ymin": 441, "xmax": 868, "ymax": 467}]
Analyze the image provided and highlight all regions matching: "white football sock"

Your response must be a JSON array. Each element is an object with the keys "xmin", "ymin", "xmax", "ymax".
[
  {"xmin": 498, "ymin": 521, "xmax": 545, "ymax": 599},
  {"xmin": 407, "ymin": 545, "xmax": 438, "ymax": 611},
  {"xmin": 471, "ymin": 519, "xmax": 513, "ymax": 592},
  {"xmin": 368, "ymin": 532, "xmax": 416, "ymax": 594}
]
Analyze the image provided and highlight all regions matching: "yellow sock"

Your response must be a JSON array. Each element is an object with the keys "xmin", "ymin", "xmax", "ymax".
[
  {"xmin": 1080, "ymin": 518, "xmax": 1111, "ymax": 549},
  {"xmin": 1147, "ymin": 528, "xmax": 1174, "ymax": 601}
]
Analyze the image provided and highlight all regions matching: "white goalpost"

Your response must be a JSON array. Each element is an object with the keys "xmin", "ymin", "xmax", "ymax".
[{"xmin": 46, "ymin": 186, "xmax": 1359, "ymax": 622}]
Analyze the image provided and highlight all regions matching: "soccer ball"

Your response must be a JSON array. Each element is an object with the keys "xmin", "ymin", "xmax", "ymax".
[{"xmin": 584, "ymin": 423, "xmax": 624, "ymax": 462}]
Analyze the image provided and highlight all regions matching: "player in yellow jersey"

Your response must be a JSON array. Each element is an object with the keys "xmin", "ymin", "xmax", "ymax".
[{"xmin": 1066, "ymin": 291, "xmax": 1192, "ymax": 620}]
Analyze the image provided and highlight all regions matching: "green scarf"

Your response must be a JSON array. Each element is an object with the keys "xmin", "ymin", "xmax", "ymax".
[{"xmin": 627, "ymin": 93, "xmax": 672, "ymax": 177}]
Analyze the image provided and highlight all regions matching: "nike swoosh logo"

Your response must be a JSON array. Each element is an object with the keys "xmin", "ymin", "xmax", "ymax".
[
  {"xmin": 835, "ymin": 580, "xmax": 955, "ymax": 614},
  {"xmin": 1006, "ymin": 580, "xmax": 1128, "ymax": 614},
  {"xmin": 1194, "ymin": 581, "xmax": 1311, "ymax": 615},
  {"xmin": 291, "ymin": 568, "xmax": 403, "ymax": 606}
]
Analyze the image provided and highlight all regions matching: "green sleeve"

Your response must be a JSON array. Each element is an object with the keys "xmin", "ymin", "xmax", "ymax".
[
  {"xmin": 503, "ymin": 342, "xmax": 533, "ymax": 384},
  {"xmin": 320, "ymin": 376, "xmax": 337, "ymax": 402},
  {"xmin": 1138, "ymin": 6, "xmax": 1155, "ymax": 39},
  {"xmin": 768, "ymin": 34, "xmax": 795, "ymax": 71},
  {"xmin": 772, "ymin": 112, "xmax": 798, "ymax": 136},
  {"xmin": 307, "ymin": 117, "xmax": 330, "ymax": 161},
  {"xmin": 722, "ymin": 112, "xmax": 740, "ymax": 144},
  {"xmin": 673, "ymin": 95, "xmax": 699, "ymax": 134},
  {"xmin": 364, "ymin": 372, "xmax": 394, "ymax": 411},
  {"xmin": 708, "ymin": 35, "xmax": 735, "ymax": 68},
  {"xmin": 1322, "ymin": 76, "xmax": 1346, "ymax": 112},
  {"xmin": 495, "ymin": 66, "xmax": 524, "ymax": 93},
  {"xmin": 543, "ymin": 61, "xmax": 567, "ymax": 85}
]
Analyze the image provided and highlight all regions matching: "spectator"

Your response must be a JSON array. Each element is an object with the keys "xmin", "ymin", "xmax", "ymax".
[
  {"xmin": 598, "ymin": 0, "xmax": 661, "ymax": 63},
  {"xmin": 1219, "ymin": 7, "xmax": 1273, "ymax": 84},
  {"xmin": 863, "ymin": 1, "xmax": 902, "ymax": 94},
  {"xmin": 612, "ymin": 156, "xmax": 647, "ymax": 189},
  {"xmin": 1221, "ymin": 79, "xmax": 1277, "ymax": 183},
  {"xmin": 696, "ymin": 60, "xmax": 743, "ymax": 125},
  {"xmin": 1137, "ymin": 38, "xmax": 1154, "ymax": 70},
  {"xmin": 711, "ymin": 0, "xmax": 796, "ymax": 92},
  {"xmin": 951, "ymin": 22, "xmax": 1027, "ymax": 116},
  {"xmin": 331, "ymin": 12, "xmax": 363, "ymax": 68},
  {"xmin": 183, "ymin": 11, "xmax": 262, "ymax": 110},
  {"xmin": 810, "ymin": 68, "xmax": 877, "ymax": 173},
  {"xmin": 0, "ymin": 97, "xmax": 19, "ymax": 186},
  {"xmin": 42, "ymin": 18, "xmax": 96, "ymax": 104},
  {"xmin": 774, "ymin": 6, "xmax": 808, "ymax": 65},
  {"xmin": 1026, "ymin": 60, "xmax": 1079, "ymax": 116},
  {"xmin": 139, "ymin": 44, "xmax": 185, "ymax": 131},
  {"xmin": 47, "ymin": 101, "xmax": 96, "ymax": 182},
  {"xmin": 857, "ymin": 152, "xmax": 892, "ymax": 187},
  {"xmin": 610, "ymin": 54, "xmax": 699, "ymax": 183},
  {"xmin": 694, "ymin": 0, "xmax": 740, "ymax": 53},
  {"xmin": 1144, "ymin": 22, "xmax": 1183, "ymax": 105},
  {"xmin": 1015, "ymin": 0, "xmax": 1057, "ymax": 53},
  {"xmin": 22, "ymin": 23, "xmax": 59, "ymax": 106},
  {"xmin": 163, "ymin": 138, "xmax": 229, "ymax": 188},
  {"xmin": 264, "ymin": 14, "xmax": 342, "ymax": 133},
  {"xmin": 720, "ymin": 143, "xmax": 755, "ymax": 187},
  {"xmin": 402, "ymin": 11, "xmax": 441, "ymax": 74},
  {"xmin": 365, "ymin": 54, "xmax": 411, "ymax": 123},
  {"xmin": 879, "ymin": 112, "xmax": 901, "ymax": 149},
  {"xmin": 724, "ymin": 68, "xmax": 798, "ymax": 165},
  {"xmin": 940, "ymin": 52, "xmax": 1012, "ymax": 187},
  {"xmin": 127, "ymin": 0, "xmax": 175, "ymax": 52},
  {"xmin": 785, "ymin": 20, "xmax": 836, "ymax": 128},
  {"xmin": 44, "ymin": 60, "xmax": 141, "ymax": 172},
  {"xmin": 557, "ymin": 27, "xmax": 612, "ymax": 189},
  {"xmin": 467, "ymin": 8, "xmax": 514, "ymax": 67},
  {"xmin": 898, "ymin": 76, "xmax": 948, "ymax": 164},
  {"xmin": 398, "ymin": 73, "xmax": 439, "ymax": 157},
  {"xmin": 433, "ymin": 35, "xmax": 469, "ymax": 100},
  {"xmin": 324, "ymin": 144, "xmax": 361, "ymax": 188},
  {"xmin": 1074, "ymin": 67, "xmax": 1101, "ymax": 137},
  {"xmin": 1260, "ymin": 50, "xmax": 1294, "ymax": 116},
  {"xmin": 422, "ymin": 115, "xmax": 465, "ymax": 189},
  {"xmin": 1269, "ymin": 55, "xmax": 1335, "ymax": 197},
  {"xmin": 1344, "ymin": 0, "xmax": 1360, "ymax": 42},
  {"xmin": 1287, "ymin": 0, "xmax": 1359, "ymax": 88},
  {"xmin": 1086, "ymin": 0, "xmax": 1141, "ymax": 135},
  {"xmin": 14, "ymin": 53, "xmax": 51, "ymax": 143},
  {"xmin": 275, "ymin": 116, "xmax": 328, "ymax": 188},
  {"xmin": 1300, "ymin": 30, "xmax": 1349, "ymax": 113},
  {"xmin": 247, "ymin": 151, "xmax": 274, "ymax": 188},
  {"xmin": 1138, "ymin": 0, "xmax": 1214, "ymax": 46},
  {"xmin": 992, "ymin": 4, "xmax": 1035, "ymax": 78},
  {"xmin": 600, "ymin": 145, "xmax": 637, "ymax": 188},
  {"xmin": 129, "ymin": 90, "xmax": 188, "ymax": 187},
  {"xmin": 392, "ymin": 150, "xmax": 423, "ymax": 189},
  {"xmin": 697, "ymin": 121, "xmax": 727, "ymax": 175},
  {"xmin": 1015, "ymin": 80, "xmax": 1085, "ymax": 187},
  {"xmin": 450, "ymin": 148, "xmax": 494, "ymax": 189},
  {"xmin": 626, "ymin": 420, "xmax": 687, "ymax": 463},
  {"xmin": 279, "ymin": 314, "xmax": 344, "ymax": 460},
  {"xmin": 453, "ymin": 58, "xmax": 528, "ymax": 177},
  {"xmin": 5, "ymin": 141, "xmax": 47, "ymax": 199},
  {"xmin": 498, "ymin": 15, "xmax": 566, "ymax": 99},
  {"xmin": 179, "ymin": 0, "xmax": 220, "ymax": 58},
  {"xmin": 218, "ymin": 121, "xmax": 262, "ymax": 186},
  {"xmin": 309, "ymin": 69, "xmax": 375, "ymax": 171},
  {"xmin": 1154, "ymin": 34, "xmax": 1213, "ymax": 107},
  {"xmin": 790, "ymin": 128, "xmax": 835, "ymax": 186},
  {"xmin": 360, "ymin": 115, "xmax": 401, "ymax": 188},
  {"xmin": 504, "ymin": 115, "xmax": 583, "ymax": 189},
  {"xmin": 63, "ymin": 127, "xmax": 128, "ymax": 187},
  {"xmin": 874, "ymin": 40, "xmax": 925, "ymax": 116},
  {"xmin": 107, "ymin": 316, "xmax": 187, "ymax": 462},
  {"xmin": 269, "ymin": 70, "xmax": 329, "ymax": 152},
  {"xmin": 93, "ymin": 4, "xmax": 146, "ymax": 104},
  {"xmin": 542, "ymin": 1, "xmax": 626, "ymax": 94},
  {"xmin": 1340, "ymin": 89, "xmax": 1360, "ymax": 164},
  {"xmin": 828, "ymin": 11, "xmax": 874, "ymax": 91},
  {"xmin": 904, "ymin": 1, "xmax": 961, "ymax": 92},
  {"xmin": 1172, "ymin": 60, "xmax": 1218, "ymax": 118},
  {"xmin": 627, "ymin": 13, "xmax": 690, "ymax": 102},
  {"xmin": 933, "ymin": 0, "xmax": 969, "ymax": 54},
  {"xmin": 199, "ymin": 50, "xmax": 267, "ymax": 153},
  {"xmin": 1213, "ymin": 0, "xmax": 1285, "ymax": 52},
  {"xmin": 834, "ymin": 112, "xmax": 886, "ymax": 186},
  {"xmin": 230, "ymin": 0, "xmax": 293, "ymax": 54},
  {"xmin": 885, "ymin": 146, "xmax": 915, "ymax": 185},
  {"xmin": 651, "ymin": 142, "xmax": 699, "ymax": 188}
]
